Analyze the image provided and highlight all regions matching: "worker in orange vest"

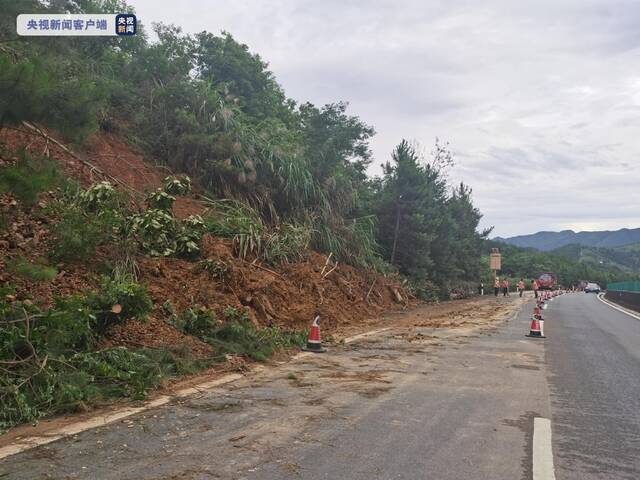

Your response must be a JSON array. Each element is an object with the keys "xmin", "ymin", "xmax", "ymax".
[
  {"xmin": 494, "ymin": 278, "xmax": 500, "ymax": 296},
  {"xmin": 532, "ymin": 279, "xmax": 539, "ymax": 298},
  {"xmin": 517, "ymin": 278, "xmax": 525, "ymax": 297},
  {"xmin": 502, "ymin": 278, "xmax": 510, "ymax": 296}
]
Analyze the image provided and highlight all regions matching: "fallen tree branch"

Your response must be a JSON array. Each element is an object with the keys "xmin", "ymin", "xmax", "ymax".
[
  {"xmin": 0, "ymin": 354, "xmax": 35, "ymax": 365},
  {"xmin": 365, "ymin": 278, "xmax": 377, "ymax": 304},
  {"xmin": 322, "ymin": 262, "xmax": 338, "ymax": 279},
  {"xmin": 20, "ymin": 121, "xmax": 142, "ymax": 197},
  {"xmin": 320, "ymin": 252, "xmax": 333, "ymax": 276}
]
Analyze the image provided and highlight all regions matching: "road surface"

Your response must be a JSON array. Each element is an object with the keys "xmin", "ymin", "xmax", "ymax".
[
  {"xmin": 545, "ymin": 293, "xmax": 640, "ymax": 479},
  {"xmin": 0, "ymin": 293, "xmax": 638, "ymax": 479}
]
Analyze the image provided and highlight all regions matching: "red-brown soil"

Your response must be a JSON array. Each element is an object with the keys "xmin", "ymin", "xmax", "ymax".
[{"xmin": 0, "ymin": 125, "xmax": 412, "ymax": 357}]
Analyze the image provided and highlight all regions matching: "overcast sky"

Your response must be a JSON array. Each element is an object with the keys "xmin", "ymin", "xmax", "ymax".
[{"xmin": 130, "ymin": 0, "xmax": 640, "ymax": 237}]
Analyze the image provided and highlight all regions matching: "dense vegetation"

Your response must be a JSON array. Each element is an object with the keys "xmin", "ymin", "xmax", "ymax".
[
  {"xmin": 551, "ymin": 243, "xmax": 640, "ymax": 275},
  {"xmin": 0, "ymin": 0, "xmax": 488, "ymax": 298},
  {"xmin": 483, "ymin": 240, "xmax": 638, "ymax": 288},
  {"xmin": 0, "ymin": 282, "xmax": 305, "ymax": 430},
  {"xmin": 0, "ymin": 164, "xmax": 308, "ymax": 430},
  {"xmin": 0, "ymin": 0, "xmax": 493, "ymax": 429}
]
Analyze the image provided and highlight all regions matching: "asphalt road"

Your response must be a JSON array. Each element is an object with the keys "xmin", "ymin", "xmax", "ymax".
[
  {"xmin": 1, "ymin": 298, "xmax": 548, "ymax": 480},
  {"xmin": 544, "ymin": 293, "xmax": 640, "ymax": 479},
  {"xmin": 1, "ymin": 294, "xmax": 638, "ymax": 479},
  {"xmin": 245, "ymin": 305, "xmax": 550, "ymax": 480}
]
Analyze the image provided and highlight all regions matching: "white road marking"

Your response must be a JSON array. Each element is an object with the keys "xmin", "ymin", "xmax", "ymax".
[
  {"xmin": 596, "ymin": 293, "xmax": 640, "ymax": 321},
  {"xmin": 344, "ymin": 327, "xmax": 391, "ymax": 344},
  {"xmin": 533, "ymin": 417, "xmax": 556, "ymax": 480}
]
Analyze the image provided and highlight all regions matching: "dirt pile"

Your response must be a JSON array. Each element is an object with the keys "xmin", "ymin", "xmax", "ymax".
[
  {"xmin": 103, "ymin": 316, "xmax": 213, "ymax": 358},
  {"xmin": 137, "ymin": 235, "xmax": 410, "ymax": 334},
  {"xmin": 1, "ymin": 125, "xmax": 412, "ymax": 357}
]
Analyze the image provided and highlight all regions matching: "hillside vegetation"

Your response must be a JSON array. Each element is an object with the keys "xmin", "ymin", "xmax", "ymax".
[
  {"xmin": 0, "ymin": 0, "xmax": 491, "ymax": 430},
  {"xmin": 1, "ymin": 0, "xmax": 487, "ymax": 295},
  {"xmin": 484, "ymin": 240, "xmax": 639, "ymax": 288},
  {"xmin": 551, "ymin": 243, "xmax": 640, "ymax": 274}
]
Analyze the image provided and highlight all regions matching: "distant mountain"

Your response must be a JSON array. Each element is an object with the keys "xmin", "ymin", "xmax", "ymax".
[{"xmin": 494, "ymin": 228, "xmax": 640, "ymax": 251}]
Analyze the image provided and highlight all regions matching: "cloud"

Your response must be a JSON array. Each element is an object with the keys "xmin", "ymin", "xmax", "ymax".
[{"xmin": 130, "ymin": 0, "xmax": 640, "ymax": 237}]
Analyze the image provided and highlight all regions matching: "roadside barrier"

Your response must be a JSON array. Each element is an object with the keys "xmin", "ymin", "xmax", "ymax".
[
  {"xmin": 526, "ymin": 317, "xmax": 544, "ymax": 338},
  {"xmin": 302, "ymin": 312, "xmax": 326, "ymax": 353},
  {"xmin": 527, "ymin": 299, "xmax": 547, "ymax": 338}
]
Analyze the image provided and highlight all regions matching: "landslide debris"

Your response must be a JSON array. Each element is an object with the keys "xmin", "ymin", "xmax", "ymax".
[{"xmin": 1, "ymin": 126, "xmax": 411, "ymax": 358}]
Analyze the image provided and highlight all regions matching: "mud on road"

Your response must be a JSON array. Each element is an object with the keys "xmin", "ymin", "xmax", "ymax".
[{"xmin": 0, "ymin": 295, "xmax": 526, "ymax": 480}]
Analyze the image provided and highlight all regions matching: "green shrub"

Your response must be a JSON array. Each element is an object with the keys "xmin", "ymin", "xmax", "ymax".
[
  {"xmin": 0, "ymin": 291, "xmax": 306, "ymax": 431},
  {"xmin": 194, "ymin": 259, "xmax": 231, "ymax": 280},
  {"xmin": 0, "ymin": 151, "xmax": 62, "ymax": 206},
  {"xmin": 129, "ymin": 208, "xmax": 177, "ymax": 257},
  {"xmin": 126, "ymin": 176, "xmax": 202, "ymax": 258},
  {"xmin": 78, "ymin": 181, "xmax": 118, "ymax": 212},
  {"xmin": 7, "ymin": 257, "xmax": 57, "ymax": 282},
  {"xmin": 210, "ymin": 308, "xmax": 306, "ymax": 361},
  {"xmin": 182, "ymin": 214, "xmax": 206, "ymax": 233},
  {"xmin": 181, "ymin": 306, "xmax": 217, "ymax": 337},
  {"xmin": 409, "ymin": 279, "xmax": 440, "ymax": 303},
  {"xmin": 176, "ymin": 215, "xmax": 205, "ymax": 258},
  {"xmin": 50, "ymin": 182, "xmax": 127, "ymax": 263},
  {"xmin": 182, "ymin": 306, "xmax": 306, "ymax": 362},
  {"xmin": 163, "ymin": 175, "xmax": 192, "ymax": 196},
  {"xmin": 86, "ymin": 274, "xmax": 152, "ymax": 332},
  {"xmin": 0, "ymin": 292, "xmax": 211, "ymax": 432},
  {"xmin": 147, "ymin": 190, "xmax": 176, "ymax": 211},
  {"xmin": 129, "ymin": 210, "xmax": 203, "ymax": 259},
  {"xmin": 50, "ymin": 206, "xmax": 107, "ymax": 262}
]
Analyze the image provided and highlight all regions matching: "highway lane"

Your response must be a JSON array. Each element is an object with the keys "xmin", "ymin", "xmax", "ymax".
[
  {"xmin": 544, "ymin": 293, "xmax": 640, "ymax": 479},
  {"xmin": 0, "ymin": 298, "xmax": 549, "ymax": 480},
  {"xmin": 245, "ymin": 306, "xmax": 551, "ymax": 480},
  {"xmin": 4, "ymin": 293, "xmax": 638, "ymax": 480}
]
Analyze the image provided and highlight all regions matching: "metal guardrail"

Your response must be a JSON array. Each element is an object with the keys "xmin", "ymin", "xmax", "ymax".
[
  {"xmin": 606, "ymin": 281, "xmax": 640, "ymax": 293},
  {"xmin": 605, "ymin": 290, "xmax": 640, "ymax": 313}
]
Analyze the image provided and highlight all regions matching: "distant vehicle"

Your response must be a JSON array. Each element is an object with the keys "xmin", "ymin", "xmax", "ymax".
[
  {"xmin": 584, "ymin": 283, "xmax": 601, "ymax": 293},
  {"xmin": 537, "ymin": 272, "xmax": 557, "ymax": 290}
]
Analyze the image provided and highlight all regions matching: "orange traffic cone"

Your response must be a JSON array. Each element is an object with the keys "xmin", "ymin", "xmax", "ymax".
[
  {"xmin": 302, "ymin": 313, "xmax": 326, "ymax": 353},
  {"xmin": 526, "ymin": 316, "xmax": 545, "ymax": 338}
]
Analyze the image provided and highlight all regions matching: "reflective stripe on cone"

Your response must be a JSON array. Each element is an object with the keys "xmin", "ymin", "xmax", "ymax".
[{"xmin": 302, "ymin": 313, "xmax": 326, "ymax": 352}]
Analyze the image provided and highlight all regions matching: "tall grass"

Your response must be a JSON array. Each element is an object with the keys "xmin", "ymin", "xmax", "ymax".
[
  {"xmin": 310, "ymin": 213, "xmax": 383, "ymax": 269},
  {"xmin": 203, "ymin": 198, "xmax": 311, "ymax": 264}
]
